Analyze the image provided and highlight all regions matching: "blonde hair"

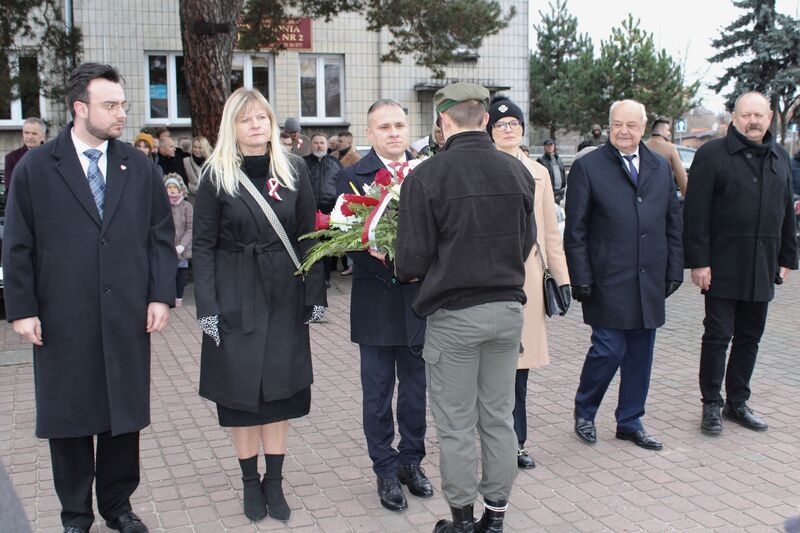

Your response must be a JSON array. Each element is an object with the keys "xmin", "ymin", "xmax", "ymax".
[
  {"xmin": 192, "ymin": 135, "xmax": 213, "ymax": 159},
  {"xmin": 202, "ymin": 88, "xmax": 297, "ymax": 196}
]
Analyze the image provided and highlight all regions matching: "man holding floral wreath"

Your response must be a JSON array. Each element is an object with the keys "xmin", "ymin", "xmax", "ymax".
[
  {"xmin": 335, "ymin": 99, "xmax": 432, "ymax": 513},
  {"xmin": 395, "ymin": 83, "xmax": 537, "ymax": 533}
]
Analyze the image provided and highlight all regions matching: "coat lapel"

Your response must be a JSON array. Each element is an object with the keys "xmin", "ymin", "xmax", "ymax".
[
  {"xmin": 52, "ymin": 127, "xmax": 102, "ymax": 227},
  {"xmin": 351, "ymin": 150, "xmax": 384, "ymax": 192},
  {"xmin": 602, "ymin": 143, "xmax": 638, "ymax": 189},
  {"xmin": 637, "ymin": 143, "xmax": 658, "ymax": 189},
  {"xmin": 101, "ymin": 141, "xmax": 130, "ymax": 233}
]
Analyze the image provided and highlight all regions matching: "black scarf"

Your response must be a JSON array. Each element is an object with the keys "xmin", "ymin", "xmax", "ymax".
[{"xmin": 731, "ymin": 124, "xmax": 772, "ymax": 155}]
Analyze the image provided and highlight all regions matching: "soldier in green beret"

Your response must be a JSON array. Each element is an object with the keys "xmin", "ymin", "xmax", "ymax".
[{"xmin": 395, "ymin": 82, "xmax": 537, "ymax": 533}]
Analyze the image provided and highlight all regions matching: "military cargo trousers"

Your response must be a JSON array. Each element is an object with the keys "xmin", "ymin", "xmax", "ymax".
[{"xmin": 423, "ymin": 301, "xmax": 523, "ymax": 507}]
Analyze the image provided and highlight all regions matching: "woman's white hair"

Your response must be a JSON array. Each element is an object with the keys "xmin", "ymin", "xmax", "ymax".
[
  {"xmin": 201, "ymin": 88, "xmax": 297, "ymax": 196},
  {"xmin": 608, "ymin": 99, "xmax": 647, "ymax": 127}
]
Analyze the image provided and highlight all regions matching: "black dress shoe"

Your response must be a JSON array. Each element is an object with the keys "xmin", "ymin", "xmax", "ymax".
[
  {"xmin": 722, "ymin": 401, "xmax": 768, "ymax": 431},
  {"xmin": 574, "ymin": 412, "xmax": 596, "ymax": 444},
  {"xmin": 517, "ymin": 448, "xmax": 536, "ymax": 469},
  {"xmin": 105, "ymin": 510, "xmax": 148, "ymax": 533},
  {"xmin": 64, "ymin": 527, "xmax": 89, "ymax": 533},
  {"xmin": 615, "ymin": 429, "xmax": 663, "ymax": 450},
  {"xmin": 377, "ymin": 476, "xmax": 408, "ymax": 511},
  {"xmin": 398, "ymin": 464, "xmax": 433, "ymax": 498},
  {"xmin": 701, "ymin": 402, "xmax": 723, "ymax": 434}
]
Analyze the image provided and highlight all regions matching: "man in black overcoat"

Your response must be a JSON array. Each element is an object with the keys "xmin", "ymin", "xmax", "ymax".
[
  {"xmin": 2, "ymin": 63, "xmax": 175, "ymax": 533},
  {"xmin": 335, "ymin": 99, "xmax": 431, "ymax": 512},
  {"xmin": 304, "ymin": 133, "xmax": 341, "ymax": 285},
  {"xmin": 565, "ymin": 99, "xmax": 683, "ymax": 451},
  {"xmin": 684, "ymin": 91, "xmax": 798, "ymax": 435}
]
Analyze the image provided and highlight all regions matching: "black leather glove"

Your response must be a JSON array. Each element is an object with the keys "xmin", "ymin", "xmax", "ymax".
[
  {"xmin": 775, "ymin": 272, "xmax": 784, "ymax": 285},
  {"xmin": 665, "ymin": 280, "xmax": 682, "ymax": 298},
  {"xmin": 558, "ymin": 284, "xmax": 571, "ymax": 313},
  {"xmin": 572, "ymin": 284, "xmax": 592, "ymax": 303}
]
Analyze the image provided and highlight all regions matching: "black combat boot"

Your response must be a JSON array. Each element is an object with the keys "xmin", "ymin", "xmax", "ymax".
[
  {"xmin": 475, "ymin": 499, "xmax": 507, "ymax": 532},
  {"xmin": 433, "ymin": 505, "xmax": 474, "ymax": 533}
]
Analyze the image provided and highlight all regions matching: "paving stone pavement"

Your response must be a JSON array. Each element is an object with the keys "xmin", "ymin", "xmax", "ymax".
[{"xmin": 1, "ymin": 272, "xmax": 799, "ymax": 532}]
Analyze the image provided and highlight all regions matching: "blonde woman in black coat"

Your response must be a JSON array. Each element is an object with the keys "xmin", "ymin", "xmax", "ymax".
[{"xmin": 193, "ymin": 88, "xmax": 326, "ymax": 523}]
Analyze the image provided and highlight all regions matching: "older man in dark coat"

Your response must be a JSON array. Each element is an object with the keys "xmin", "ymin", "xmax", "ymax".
[
  {"xmin": 565, "ymin": 99, "xmax": 683, "ymax": 451},
  {"xmin": 4, "ymin": 117, "xmax": 46, "ymax": 193},
  {"xmin": 335, "ymin": 99, "xmax": 431, "ymax": 513},
  {"xmin": 684, "ymin": 91, "xmax": 798, "ymax": 435},
  {"xmin": 2, "ymin": 63, "xmax": 175, "ymax": 533}
]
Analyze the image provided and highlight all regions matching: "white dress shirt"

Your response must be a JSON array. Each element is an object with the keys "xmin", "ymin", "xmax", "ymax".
[
  {"xmin": 617, "ymin": 147, "xmax": 640, "ymax": 173},
  {"xmin": 71, "ymin": 128, "xmax": 109, "ymax": 183}
]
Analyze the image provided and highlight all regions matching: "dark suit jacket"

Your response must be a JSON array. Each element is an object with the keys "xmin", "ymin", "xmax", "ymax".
[
  {"xmin": 2, "ymin": 124, "xmax": 176, "ymax": 438},
  {"xmin": 564, "ymin": 141, "xmax": 683, "ymax": 330},
  {"xmin": 336, "ymin": 149, "xmax": 424, "ymax": 347}
]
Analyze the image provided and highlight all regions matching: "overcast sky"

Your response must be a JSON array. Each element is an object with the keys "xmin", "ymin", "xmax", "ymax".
[{"xmin": 529, "ymin": 0, "xmax": 800, "ymax": 113}]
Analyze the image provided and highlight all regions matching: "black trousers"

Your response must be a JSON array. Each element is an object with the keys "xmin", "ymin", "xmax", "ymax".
[
  {"xmin": 49, "ymin": 431, "xmax": 140, "ymax": 529},
  {"xmin": 699, "ymin": 296, "xmax": 769, "ymax": 405},
  {"xmin": 176, "ymin": 267, "xmax": 188, "ymax": 299},
  {"xmin": 512, "ymin": 369, "xmax": 529, "ymax": 448},
  {"xmin": 359, "ymin": 345, "xmax": 427, "ymax": 478}
]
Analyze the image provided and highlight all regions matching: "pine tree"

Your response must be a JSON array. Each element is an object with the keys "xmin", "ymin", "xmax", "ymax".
[
  {"xmin": 528, "ymin": 0, "xmax": 598, "ymax": 140},
  {"xmin": 709, "ymin": 0, "xmax": 800, "ymax": 143},
  {"xmin": 180, "ymin": 0, "xmax": 516, "ymax": 143},
  {"xmin": 597, "ymin": 15, "xmax": 697, "ymax": 125}
]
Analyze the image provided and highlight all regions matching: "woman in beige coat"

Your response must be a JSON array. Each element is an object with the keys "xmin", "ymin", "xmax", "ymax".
[
  {"xmin": 183, "ymin": 135, "xmax": 212, "ymax": 200},
  {"xmin": 488, "ymin": 97, "xmax": 571, "ymax": 469}
]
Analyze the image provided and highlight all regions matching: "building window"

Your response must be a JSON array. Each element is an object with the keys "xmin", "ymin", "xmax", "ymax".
[
  {"xmin": 299, "ymin": 55, "xmax": 344, "ymax": 123},
  {"xmin": 0, "ymin": 54, "xmax": 44, "ymax": 126},
  {"xmin": 230, "ymin": 53, "xmax": 274, "ymax": 101},
  {"xmin": 145, "ymin": 54, "xmax": 189, "ymax": 125},
  {"xmin": 146, "ymin": 52, "xmax": 274, "ymax": 125}
]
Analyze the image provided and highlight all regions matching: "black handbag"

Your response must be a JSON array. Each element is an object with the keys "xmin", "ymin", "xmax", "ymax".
[{"xmin": 534, "ymin": 241, "xmax": 568, "ymax": 317}]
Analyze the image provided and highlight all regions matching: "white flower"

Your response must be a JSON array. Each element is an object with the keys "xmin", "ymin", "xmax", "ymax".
[
  {"xmin": 329, "ymin": 194, "xmax": 358, "ymax": 230},
  {"xmin": 390, "ymin": 183, "xmax": 402, "ymax": 199}
]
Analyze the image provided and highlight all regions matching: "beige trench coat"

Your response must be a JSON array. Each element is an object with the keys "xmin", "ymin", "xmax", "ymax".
[{"xmin": 517, "ymin": 150, "xmax": 570, "ymax": 369}]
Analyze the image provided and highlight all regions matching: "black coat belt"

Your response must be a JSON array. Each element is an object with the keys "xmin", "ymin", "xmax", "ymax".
[{"xmin": 218, "ymin": 238, "xmax": 284, "ymax": 334}]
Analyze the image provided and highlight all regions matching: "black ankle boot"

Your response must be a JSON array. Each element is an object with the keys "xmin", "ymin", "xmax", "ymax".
[
  {"xmin": 263, "ymin": 454, "xmax": 290, "ymax": 521},
  {"xmin": 433, "ymin": 505, "xmax": 474, "ymax": 533},
  {"xmin": 475, "ymin": 499, "xmax": 507, "ymax": 532},
  {"xmin": 238, "ymin": 456, "xmax": 267, "ymax": 521}
]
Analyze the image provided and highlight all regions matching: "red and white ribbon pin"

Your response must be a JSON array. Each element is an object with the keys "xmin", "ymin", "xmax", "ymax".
[{"xmin": 267, "ymin": 178, "xmax": 282, "ymax": 201}]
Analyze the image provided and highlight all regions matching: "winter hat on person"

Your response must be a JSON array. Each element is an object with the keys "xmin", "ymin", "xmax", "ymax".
[
  {"xmin": 486, "ymin": 95, "xmax": 525, "ymax": 136},
  {"xmin": 134, "ymin": 132, "xmax": 155, "ymax": 150},
  {"xmin": 164, "ymin": 173, "xmax": 186, "ymax": 193},
  {"xmin": 284, "ymin": 117, "xmax": 301, "ymax": 133}
]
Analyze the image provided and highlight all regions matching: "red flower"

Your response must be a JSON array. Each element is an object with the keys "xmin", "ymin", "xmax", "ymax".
[
  {"xmin": 343, "ymin": 194, "xmax": 380, "ymax": 206},
  {"xmin": 374, "ymin": 168, "xmax": 392, "ymax": 186},
  {"xmin": 315, "ymin": 210, "xmax": 330, "ymax": 230},
  {"xmin": 341, "ymin": 203, "xmax": 354, "ymax": 217}
]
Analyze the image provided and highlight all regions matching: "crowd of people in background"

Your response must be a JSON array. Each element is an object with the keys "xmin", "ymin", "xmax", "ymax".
[{"xmin": 1, "ymin": 61, "xmax": 798, "ymax": 533}]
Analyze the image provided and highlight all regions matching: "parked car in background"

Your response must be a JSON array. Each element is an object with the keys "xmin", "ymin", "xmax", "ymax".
[{"xmin": 676, "ymin": 146, "xmax": 696, "ymax": 175}]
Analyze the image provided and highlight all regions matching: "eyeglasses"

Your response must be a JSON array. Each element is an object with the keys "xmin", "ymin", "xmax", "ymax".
[
  {"xmin": 81, "ymin": 101, "xmax": 132, "ymax": 114},
  {"xmin": 493, "ymin": 119, "xmax": 522, "ymax": 131}
]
